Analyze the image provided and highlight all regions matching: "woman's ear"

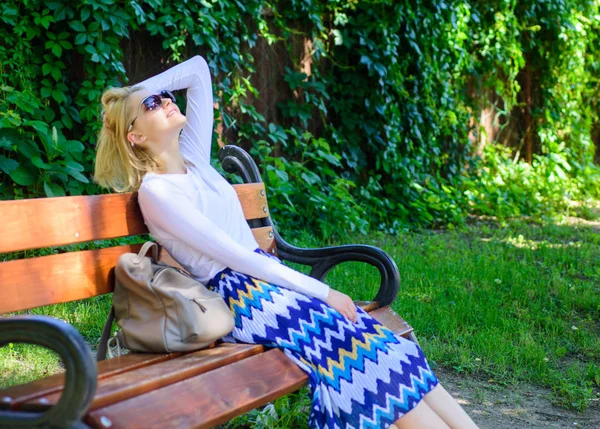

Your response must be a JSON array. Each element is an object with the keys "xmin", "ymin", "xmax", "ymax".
[{"xmin": 127, "ymin": 131, "xmax": 147, "ymax": 147}]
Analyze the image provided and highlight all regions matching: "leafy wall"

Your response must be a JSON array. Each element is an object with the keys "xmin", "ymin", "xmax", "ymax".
[{"xmin": 1, "ymin": 0, "xmax": 600, "ymax": 237}]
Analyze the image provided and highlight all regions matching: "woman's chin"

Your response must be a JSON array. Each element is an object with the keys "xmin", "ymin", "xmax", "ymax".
[
  {"xmin": 168, "ymin": 113, "xmax": 187, "ymax": 130},
  {"xmin": 175, "ymin": 113, "xmax": 187, "ymax": 126}
]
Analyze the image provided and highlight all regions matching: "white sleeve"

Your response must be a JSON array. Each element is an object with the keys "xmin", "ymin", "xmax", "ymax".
[
  {"xmin": 137, "ymin": 55, "xmax": 213, "ymax": 165},
  {"xmin": 138, "ymin": 180, "xmax": 331, "ymax": 301}
]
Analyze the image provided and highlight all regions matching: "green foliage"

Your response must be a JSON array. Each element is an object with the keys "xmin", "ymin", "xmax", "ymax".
[
  {"xmin": 1, "ymin": 0, "xmax": 600, "ymax": 235},
  {"xmin": 461, "ymin": 0, "xmax": 600, "ymax": 221},
  {"xmin": 254, "ymin": 130, "xmax": 368, "ymax": 239},
  {"xmin": 465, "ymin": 144, "xmax": 588, "ymax": 218},
  {"xmin": 0, "ymin": 0, "xmax": 127, "ymax": 198},
  {"xmin": 224, "ymin": 387, "xmax": 312, "ymax": 429}
]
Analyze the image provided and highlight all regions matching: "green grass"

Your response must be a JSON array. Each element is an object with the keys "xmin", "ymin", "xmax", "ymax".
[
  {"xmin": 372, "ymin": 219, "xmax": 600, "ymax": 411},
  {"xmin": 0, "ymin": 295, "xmax": 112, "ymax": 387},
  {"xmin": 2, "ymin": 218, "xmax": 599, "ymax": 427}
]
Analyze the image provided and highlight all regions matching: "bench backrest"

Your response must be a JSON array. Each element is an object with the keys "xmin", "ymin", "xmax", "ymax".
[{"xmin": 0, "ymin": 183, "xmax": 275, "ymax": 314}]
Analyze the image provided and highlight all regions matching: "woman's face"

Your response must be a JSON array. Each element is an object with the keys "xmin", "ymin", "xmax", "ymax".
[{"xmin": 126, "ymin": 89, "xmax": 187, "ymax": 152}]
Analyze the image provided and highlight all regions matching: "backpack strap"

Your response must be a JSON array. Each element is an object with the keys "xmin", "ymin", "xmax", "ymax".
[
  {"xmin": 133, "ymin": 241, "xmax": 159, "ymax": 264},
  {"xmin": 97, "ymin": 306, "xmax": 115, "ymax": 362}
]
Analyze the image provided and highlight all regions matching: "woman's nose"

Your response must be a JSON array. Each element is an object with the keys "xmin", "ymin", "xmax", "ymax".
[{"xmin": 162, "ymin": 97, "xmax": 172, "ymax": 108}]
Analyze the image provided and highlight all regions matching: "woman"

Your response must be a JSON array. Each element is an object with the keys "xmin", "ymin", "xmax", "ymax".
[{"xmin": 94, "ymin": 55, "xmax": 478, "ymax": 429}]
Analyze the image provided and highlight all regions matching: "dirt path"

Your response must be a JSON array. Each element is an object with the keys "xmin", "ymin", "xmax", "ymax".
[{"xmin": 437, "ymin": 367, "xmax": 600, "ymax": 428}]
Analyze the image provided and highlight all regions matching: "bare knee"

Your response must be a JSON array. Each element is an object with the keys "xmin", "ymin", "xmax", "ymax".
[{"xmin": 393, "ymin": 399, "xmax": 451, "ymax": 429}]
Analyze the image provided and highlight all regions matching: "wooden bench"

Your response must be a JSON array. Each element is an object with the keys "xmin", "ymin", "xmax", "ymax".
[{"xmin": 0, "ymin": 145, "xmax": 414, "ymax": 429}]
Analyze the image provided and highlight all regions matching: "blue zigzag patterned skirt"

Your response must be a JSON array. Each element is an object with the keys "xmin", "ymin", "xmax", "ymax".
[{"xmin": 207, "ymin": 248, "xmax": 439, "ymax": 429}]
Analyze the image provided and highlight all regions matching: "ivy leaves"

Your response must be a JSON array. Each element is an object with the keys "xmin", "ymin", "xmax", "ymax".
[
  {"xmin": 1, "ymin": 0, "xmax": 599, "ymax": 233},
  {"xmin": 45, "ymin": 31, "xmax": 72, "ymax": 58},
  {"xmin": 0, "ymin": 0, "xmax": 132, "ymax": 198}
]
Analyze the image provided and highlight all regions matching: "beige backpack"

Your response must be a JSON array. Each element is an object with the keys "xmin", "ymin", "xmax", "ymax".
[{"xmin": 97, "ymin": 242, "xmax": 234, "ymax": 360}]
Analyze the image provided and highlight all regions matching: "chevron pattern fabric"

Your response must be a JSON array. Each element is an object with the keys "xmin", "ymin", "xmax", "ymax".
[{"xmin": 207, "ymin": 248, "xmax": 438, "ymax": 429}]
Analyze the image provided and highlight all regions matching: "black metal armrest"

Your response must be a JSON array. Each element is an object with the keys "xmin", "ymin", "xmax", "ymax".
[
  {"xmin": 218, "ymin": 144, "xmax": 401, "ymax": 307},
  {"xmin": 274, "ymin": 228, "xmax": 400, "ymax": 306},
  {"xmin": 0, "ymin": 316, "xmax": 97, "ymax": 429}
]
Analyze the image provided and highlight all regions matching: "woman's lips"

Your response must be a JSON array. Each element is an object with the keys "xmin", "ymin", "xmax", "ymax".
[{"xmin": 167, "ymin": 109, "xmax": 177, "ymax": 118}]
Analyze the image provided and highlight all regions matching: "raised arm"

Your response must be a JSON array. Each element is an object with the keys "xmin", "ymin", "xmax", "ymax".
[
  {"xmin": 138, "ymin": 56, "xmax": 213, "ymax": 164},
  {"xmin": 137, "ymin": 180, "xmax": 331, "ymax": 301}
]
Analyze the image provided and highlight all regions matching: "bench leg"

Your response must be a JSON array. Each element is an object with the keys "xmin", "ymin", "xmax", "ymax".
[{"xmin": 408, "ymin": 331, "xmax": 420, "ymax": 346}]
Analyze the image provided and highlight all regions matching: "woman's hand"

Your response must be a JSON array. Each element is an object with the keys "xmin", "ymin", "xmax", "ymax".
[{"xmin": 325, "ymin": 289, "xmax": 357, "ymax": 323}]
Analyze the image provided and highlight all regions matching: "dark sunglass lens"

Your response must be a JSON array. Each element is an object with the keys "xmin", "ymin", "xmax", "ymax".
[{"xmin": 141, "ymin": 95, "xmax": 162, "ymax": 111}]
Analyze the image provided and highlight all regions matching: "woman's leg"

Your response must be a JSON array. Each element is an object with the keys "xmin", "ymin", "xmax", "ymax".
[
  {"xmin": 421, "ymin": 384, "xmax": 479, "ymax": 428},
  {"xmin": 391, "ymin": 399, "xmax": 451, "ymax": 429}
]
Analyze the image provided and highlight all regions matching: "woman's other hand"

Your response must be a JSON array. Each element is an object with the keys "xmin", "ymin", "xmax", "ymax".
[{"xmin": 325, "ymin": 289, "xmax": 357, "ymax": 323}]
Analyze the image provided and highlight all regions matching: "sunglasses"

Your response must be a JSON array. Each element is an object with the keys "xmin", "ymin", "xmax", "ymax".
[{"xmin": 128, "ymin": 90, "xmax": 176, "ymax": 132}]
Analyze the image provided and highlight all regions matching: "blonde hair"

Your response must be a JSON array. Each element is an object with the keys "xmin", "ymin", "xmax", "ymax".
[{"xmin": 94, "ymin": 86, "xmax": 160, "ymax": 193}]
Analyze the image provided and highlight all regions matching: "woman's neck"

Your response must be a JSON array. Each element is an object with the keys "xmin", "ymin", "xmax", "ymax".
[{"xmin": 155, "ymin": 136, "xmax": 188, "ymax": 175}]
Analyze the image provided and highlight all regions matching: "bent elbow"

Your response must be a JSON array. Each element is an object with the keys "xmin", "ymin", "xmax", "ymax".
[{"xmin": 191, "ymin": 55, "xmax": 210, "ymax": 76}]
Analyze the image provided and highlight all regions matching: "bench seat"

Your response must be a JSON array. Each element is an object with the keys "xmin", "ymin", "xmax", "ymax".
[
  {"xmin": 1, "ymin": 306, "xmax": 412, "ymax": 429},
  {"xmin": 0, "ymin": 145, "xmax": 408, "ymax": 428}
]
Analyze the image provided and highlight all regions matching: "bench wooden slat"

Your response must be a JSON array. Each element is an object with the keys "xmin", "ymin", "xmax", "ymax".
[
  {"xmin": 0, "ymin": 194, "xmax": 146, "ymax": 254},
  {"xmin": 0, "ymin": 352, "xmax": 179, "ymax": 410},
  {"xmin": 22, "ymin": 344, "xmax": 264, "ymax": 412},
  {"xmin": 235, "ymin": 183, "xmax": 270, "ymax": 220},
  {"xmin": 251, "ymin": 226, "xmax": 276, "ymax": 254},
  {"xmin": 368, "ymin": 306, "xmax": 414, "ymax": 338},
  {"xmin": 0, "ymin": 245, "xmax": 138, "ymax": 313},
  {"xmin": 86, "ymin": 349, "xmax": 308, "ymax": 429},
  {"xmin": 0, "ymin": 183, "xmax": 268, "ymax": 254}
]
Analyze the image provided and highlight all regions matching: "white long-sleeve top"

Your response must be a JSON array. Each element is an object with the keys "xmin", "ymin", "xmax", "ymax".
[{"xmin": 136, "ymin": 56, "xmax": 330, "ymax": 301}]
